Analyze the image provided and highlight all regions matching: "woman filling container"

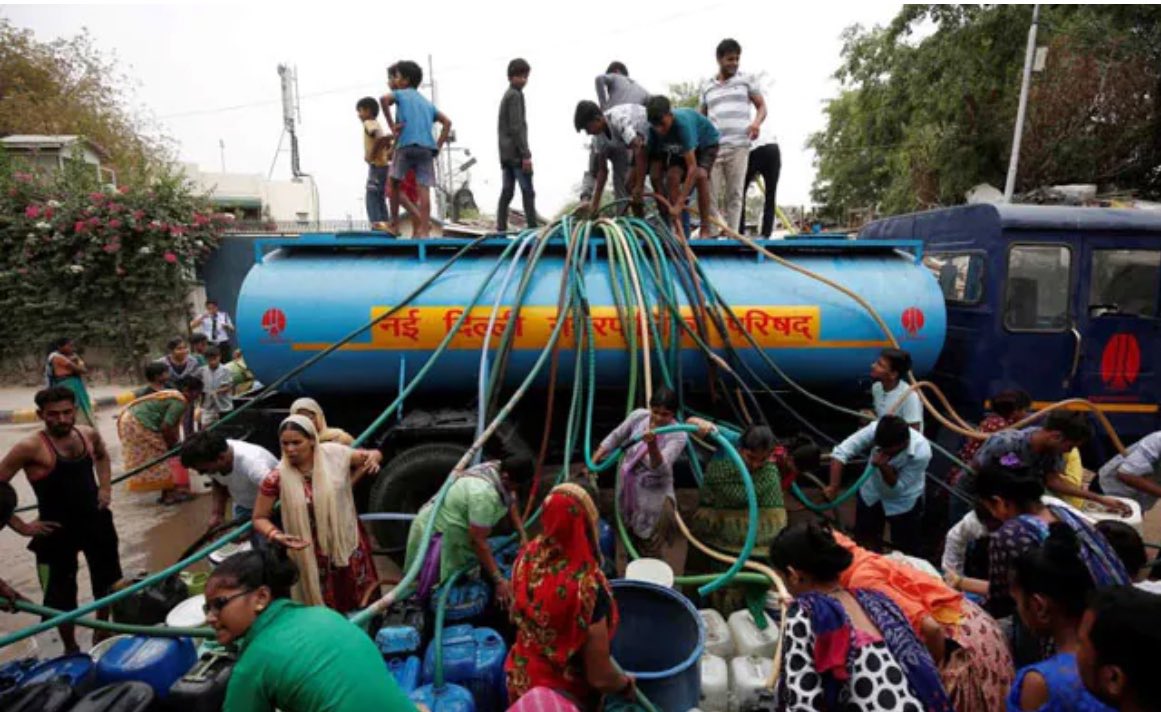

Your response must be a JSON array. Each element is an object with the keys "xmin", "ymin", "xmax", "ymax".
[
  {"xmin": 770, "ymin": 522, "xmax": 953, "ymax": 711},
  {"xmin": 592, "ymin": 386, "xmax": 688, "ymax": 573},
  {"xmin": 119, "ymin": 375, "xmax": 202, "ymax": 504},
  {"xmin": 506, "ymin": 484, "xmax": 636, "ymax": 708},
  {"xmin": 252, "ymin": 415, "xmax": 383, "ymax": 613},
  {"xmin": 205, "ymin": 549, "xmax": 417, "ymax": 712}
]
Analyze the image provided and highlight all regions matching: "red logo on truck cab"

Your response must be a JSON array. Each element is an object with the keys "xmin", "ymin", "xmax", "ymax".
[
  {"xmin": 1100, "ymin": 333, "xmax": 1140, "ymax": 390},
  {"xmin": 261, "ymin": 308, "xmax": 287, "ymax": 337},
  {"xmin": 901, "ymin": 307, "xmax": 925, "ymax": 337}
]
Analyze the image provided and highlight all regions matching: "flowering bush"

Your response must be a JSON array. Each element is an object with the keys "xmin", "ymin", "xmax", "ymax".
[{"xmin": 0, "ymin": 152, "xmax": 224, "ymax": 370}]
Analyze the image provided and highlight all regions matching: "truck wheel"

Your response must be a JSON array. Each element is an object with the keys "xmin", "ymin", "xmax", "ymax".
[{"xmin": 367, "ymin": 442, "xmax": 467, "ymax": 563}]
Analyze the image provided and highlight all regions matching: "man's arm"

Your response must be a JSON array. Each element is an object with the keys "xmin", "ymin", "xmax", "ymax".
[
  {"xmin": 1114, "ymin": 471, "xmax": 1161, "ymax": 499},
  {"xmin": 190, "ymin": 314, "xmax": 207, "ymax": 329},
  {"xmin": 434, "ymin": 111, "xmax": 452, "ymax": 150},
  {"xmin": 0, "ymin": 440, "xmax": 30, "ymax": 484},
  {"xmin": 589, "ymin": 162, "xmax": 609, "ymax": 213},
  {"xmin": 379, "ymin": 93, "xmax": 397, "ymax": 133},
  {"xmin": 747, "ymin": 91, "xmax": 768, "ymax": 141},
  {"xmin": 1045, "ymin": 472, "xmax": 1132, "ymax": 515},
  {"xmin": 826, "ymin": 423, "xmax": 875, "ymax": 497},
  {"xmin": 677, "ymin": 150, "xmax": 698, "ymax": 208},
  {"xmin": 209, "ymin": 481, "xmax": 229, "ymax": 529},
  {"xmin": 595, "ymin": 74, "xmax": 611, "ymax": 110},
  {"xmin": 509, "ymin": 94, "xmax": 531, "ymax": 166},
  {"xmin": 86, "ymin": 426, "xmax": 112, "ymax": 509}
]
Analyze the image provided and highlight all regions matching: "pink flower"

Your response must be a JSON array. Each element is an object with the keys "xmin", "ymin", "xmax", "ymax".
[
  {"xmin": 118, "ymin": 186, "xmax": 129, "ymax": 195},
  {"xmin": 44, "ymin": 207, "xmax": 54, "ymax": 220},
  {"xmin": 163, "ymin": 251, "xmax": 178, "ymax": 264},
  {"xmin": 169, "ymin": 226, "xmax": 184, "ymax": 238},
  {"xmin": 193, "ymin": 213, "xmax": 209, "ymax": 226},
  {"xmin": 107, "ymin": 218, "xmax": 122, "ymax": 230},
  {"xmin": 13, "ymin": 172, "xmax": 32, "ymax": 183},
  {"xmin": 103, "ymin": 242, "xmax": 120, "ymax": 253},
  {"xmin": 89, "ymin": 192, "xmax": 105, "ymax": 203},
  {"xmin": 87, "ymin": 216, "xmax": 101, "ymax": 228},
  {"xmin": 107, "ymin": 202, "xmax": 123, "ymax": 213},
  {"xmin": 74, "ymin": 221, "xmax": 88, "ymax": 234},
  {"xmin": 132, "ymin": 210, "xmax": 145, "ymax": 221},
  {"xmin": 24, "ymin": 205, "xmax": 42, "ymax": 219}
]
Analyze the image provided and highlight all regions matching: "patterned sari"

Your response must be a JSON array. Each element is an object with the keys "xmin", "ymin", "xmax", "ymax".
[
  {"xmin": 45, "ymin": 353, "xmax": 94, "ymax": 427},
  {"xmin": 506, "ymin": 484, "xmax": 618, "ymax": 707},
  {"xmin": 118, "ymin": 390, "xmax": 186, "ymax": 492}
]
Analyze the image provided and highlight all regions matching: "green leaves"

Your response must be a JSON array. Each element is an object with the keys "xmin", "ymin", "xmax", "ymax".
[{"xmin": 811, "ymin": 5, "xmax": 1161, "ymax": 219}]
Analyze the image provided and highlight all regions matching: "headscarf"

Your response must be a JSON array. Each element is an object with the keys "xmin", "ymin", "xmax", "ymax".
[
  {"xmin": 1012, "ymin": 504, "xmax": 1131, "ymax": 588},
  {"xmin": 276, "ymin": 414, "xmax": 360, "ymax": 606},
  {"xmin": 290, "ymin": 397, "xmax": 354, "ymax": 445},
  {"xmin": 506, "ymin": 483, "xmax": 618, "ymax": 702}
]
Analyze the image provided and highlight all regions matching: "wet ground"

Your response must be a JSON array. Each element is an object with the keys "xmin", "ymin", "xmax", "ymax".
[{"xmin": 0, "ymin": 385, "xmax": 221, "ymax": 659}]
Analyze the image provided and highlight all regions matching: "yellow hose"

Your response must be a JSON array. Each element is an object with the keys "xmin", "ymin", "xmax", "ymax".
[{"xmin": 708, "ymin": 215, "xmax": 1130, "ymax": 455}]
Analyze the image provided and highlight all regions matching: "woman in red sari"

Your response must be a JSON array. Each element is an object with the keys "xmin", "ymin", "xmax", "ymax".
[{"xmin": 506, "ymin": 484, "xmax": 636, "ymax": 709}]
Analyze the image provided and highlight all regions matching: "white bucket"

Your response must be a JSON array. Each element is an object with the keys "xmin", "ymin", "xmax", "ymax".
[
  {"xmin": 699, "ymin": 609, "xmax": 735, "ymax": 658},
  {"xmin": 698, "ymin": 654, "xmax": 729, "ymax": 712},
  {"xmin": 166, "ymin": 594, "xmax": 207, "ymax": 628},
  {"xmin": 625, "ymin": 558, "xmax": 674, "ymax": 588},
  {"xmin": 1081, "ymin": 496, "xmax": 1143, "ymax": 533},
  {"xmin": 728, "ymin": 609, "xmax": 779, "ymax": 659},
  {"xmin": 729, "ymin": 655, "xmax": 773, "ymax": 712}
]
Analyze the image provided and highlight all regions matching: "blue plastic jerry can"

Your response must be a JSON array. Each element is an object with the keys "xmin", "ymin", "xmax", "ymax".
[
  {"xmin": 432, "ymin": 577, "xmax": 491, "ymax": 623},
  {"xmin": 421, "ymin": 625, "xmax": 508, "ymax": 712},
  {"xmin": 409, "ymin": 682, "xmax": 476, "ymax": 712},
  {"xmin": 387, "ymin": 656, "xmax": 421, "ymax": 696}
]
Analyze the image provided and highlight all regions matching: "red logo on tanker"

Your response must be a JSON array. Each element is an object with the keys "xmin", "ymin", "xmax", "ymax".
[
  {"xmin": 1100, "ymin": 333, "xmax": 1141, "ymax": 390},
  {"xmin": 261, "ymin": 308, "xmax": 287, "ymax": 338},
  {"xmin": 901, "ymin": 307, "xmax": 925, "ymax": 338}
]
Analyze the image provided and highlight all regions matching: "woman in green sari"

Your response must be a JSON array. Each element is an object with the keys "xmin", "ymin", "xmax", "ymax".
[{"xmin": 45, "ymin": 337, "xmax": 94, "ymax": 427}]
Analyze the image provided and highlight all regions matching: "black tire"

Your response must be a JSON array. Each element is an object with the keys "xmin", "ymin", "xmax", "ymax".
[{"xmin": 367, "ymin": 442, "xmax": 466, "ymax": 564}]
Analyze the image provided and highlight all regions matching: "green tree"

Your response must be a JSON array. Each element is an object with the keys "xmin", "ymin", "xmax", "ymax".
[{"xmin": 810, "ymin": 5, "xmax": 1161, "ymax": 219}]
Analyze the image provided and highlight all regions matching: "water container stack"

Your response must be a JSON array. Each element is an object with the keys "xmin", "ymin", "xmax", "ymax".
[
  {"xmin": 70, "ymin": 681, "xmax": 155, "ymax": 712},
  {"xmin": 376, "ymin": 600, "xmax": 428, "ymax": 698},
  {"xmin": 694, "ymin": 609, "xmax": 780, "ymax": 711},
  {"xmin": 166, "ymin": 650, "xmax": 238, "ymax": 712},
  {"xmin": 433, "ymin": 578, "xmax": 492, "ymax": 624},
  {"xmin": 421, "ymin": 624, "xmax": 508, "ymax": 712},
  {"xmin": 94, "ymin": 636, "xmax": 197, "ymax": 700}
]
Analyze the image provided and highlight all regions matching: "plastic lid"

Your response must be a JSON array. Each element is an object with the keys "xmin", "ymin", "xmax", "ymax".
[
  {"xmin": 625, "ymin": 558, "xmax": 674, "ymax": 588},
  {"xmin": 165, "ymin": 595, "xmax": 207, "ymax": 628}
]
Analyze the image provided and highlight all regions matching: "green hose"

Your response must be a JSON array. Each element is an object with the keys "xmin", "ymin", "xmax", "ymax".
[
  {"xmin": 432, "ymin": 568, "xmax": 465, "ymax": 689},
  {"xmin": 0, "ymin": 597, "xmax": 215, "ymax": 638}
]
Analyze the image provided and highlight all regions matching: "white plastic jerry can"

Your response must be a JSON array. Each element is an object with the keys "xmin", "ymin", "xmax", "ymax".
[
  {"xmin": 727, "ymin": 609, "xmax": 779, "ymax": 658},
  {"xmin": 699, "ymin": 609, "xmax": 735, "ymax": 658},
  {"xmin": 729, "ymin": 655, "xmax": 774, "ymax": 712},
  {"xmin": 698, "ymin": 653, "xmax": 729, "ymax": 712}
]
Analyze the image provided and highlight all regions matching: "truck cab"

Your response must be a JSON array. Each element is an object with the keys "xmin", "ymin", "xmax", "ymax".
[{"xmin": 862, "ymin": 204, "xmax": 1161, "ymax": 461}]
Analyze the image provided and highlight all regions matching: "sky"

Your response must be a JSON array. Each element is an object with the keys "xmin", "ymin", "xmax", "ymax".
[{"xmin": 6, "ymin": 1, "xmax": 904, "ymax": 221}]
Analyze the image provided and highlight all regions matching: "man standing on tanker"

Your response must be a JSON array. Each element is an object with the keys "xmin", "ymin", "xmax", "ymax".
[{"xmin": 0, "ymin": 386, "xmax": 122, "ymax": 653}]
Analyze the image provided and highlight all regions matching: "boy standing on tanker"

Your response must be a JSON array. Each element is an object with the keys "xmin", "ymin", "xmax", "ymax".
[
  {"xmin": 356, "ymin": 96, "xmax": 392, "ymax": 230},
  {"xmin": 380, "ymin": 60, "xmax": 452, "ymax": 238},
  {"xmin": 646, "ymin": 95, "xmax": 720, "ymax": 237},
  {"xmin": 496, "ymin": 58, "xmax": 537, "ymax": 232}
]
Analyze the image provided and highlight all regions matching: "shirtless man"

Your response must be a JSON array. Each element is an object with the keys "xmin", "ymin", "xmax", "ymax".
[{"xmin": 0, "ymin": 386, "xmax": 122, "ymax": 652}]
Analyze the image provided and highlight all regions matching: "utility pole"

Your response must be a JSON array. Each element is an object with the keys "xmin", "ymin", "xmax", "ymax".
[
  {"xmin": 1004, "ymin": 4, "xmax": 1040, "ymax": 202},
  {"xmin": 218, "ymin": 139, "xmax": 226, "ymax": 172}
]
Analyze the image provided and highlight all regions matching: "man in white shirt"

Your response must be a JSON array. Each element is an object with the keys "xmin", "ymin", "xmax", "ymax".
[
  {"xmin": 870, "ymin": 347, "xmax": 924, "ymax": 430},
  {"xmin": 699, "ymin": 38, "xmax": 766, "ymax": 235},
  {"xmin": 1098, "ymin": 430, "xmax": 1161, "ymax": 513},
  {"xmin": 180, "ymin": 432, "xmax": 277, "ymax": 528},
  {"xmin": 190, "ymin": 300, "xmax": 234, "ymax": 358},
  {"xmin": 574, "ymin": 99, "xmax": 649, "ymax": 215}
]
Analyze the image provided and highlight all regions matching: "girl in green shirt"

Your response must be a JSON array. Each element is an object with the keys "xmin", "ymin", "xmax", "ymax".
[{"xmin": 206, "ymin": 549, "xmax": 418, "ymax": 712}]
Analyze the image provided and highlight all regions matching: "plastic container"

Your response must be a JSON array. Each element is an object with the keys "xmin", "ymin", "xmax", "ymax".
[
  {"xmin": 0, "ymin": 657, "xmax": 39, "ymax": 700},
  {"xmin": 95, "ymin": 636, "xmax": 197, "ymax": 699},
  {"xmin": 698, "ymin": 654, "xmax": 729, "ymax": 712},
  {"xmin": 506, "ymin": 686, "xmax": 581, "ymax": 711},
  {"xmin": 421, "ymin": 624, "xmax": 508, "ymax": 712},
  {"xmin": 729, "ymin": 655, "xmax": 772, "ymax": 712},
  {"xmin": 165, "ymin": 595, "xmax": 207, "ymax": 629},
  {"xmin": 164, "ymin": 650, "xmax": 236, "ymax": 712},
  {"xmin": 433, "ymin": 577, "xmax": 492, "ymax": 624},
  {"xmin": 728, "ymin": 609, "xmax": 779, "ymax": 658},
  {"xmin": 387, "ymin": 656, "xmax": 421, "ymax": 696},
  {"xmin": 1081, "ymin": 496, "xmax": 1143, "ymax": 532},
  {"xmin": 488, "ymin": 536, "xmax": 518, "ymax": 580},
  {"xmin": 179, "ymin": 571, "xmax": 209, "ymax": 596},
  {"xmin": 625, "ymin": 558, "xmax": 674, "ymax": 588},
  {"xmin": 70, "ymin": 681, "xmax": 155, "ymax": 712},
  {"xmin": 699, "ymin": 609, "xmax": 734, "ymax": 658},
  {"xmin": 19, "ymin": 652, "xmax": 97, "ymax": 695},
  {"xmin": 409, "ymin": 682, "xmax": 476, "ymax": 712},
  {"xmin": 90, "ymin": 636, "xmax": 132, "ymax": 662},
  {"xmin": 207, "ymin": 541, "xmax": 251, "ymax": 567},
  {"xmin": 3, "ymin": 679, "xmax": 76, "ymax": 712},
  {"xmin": 111, "ymin": 573, "xmax": 189, "ymax": 626},
  {"xmin": 376, "ymin": 626, "xmax": 422, "ymax": 658},
  {"xmin": 609, "ymin": 579, "xmax": 704, "ymax": 712},
  {"xmin": 379, "ymin": 599, "xmax": 428, "ymax": 643}
]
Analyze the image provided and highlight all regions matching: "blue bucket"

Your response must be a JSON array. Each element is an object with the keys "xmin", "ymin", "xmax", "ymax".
[{"xmin": 609, "ymin": 579, "xmax": 704, "ymax": 712}]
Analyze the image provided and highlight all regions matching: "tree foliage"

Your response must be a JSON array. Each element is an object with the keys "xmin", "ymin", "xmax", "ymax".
[
  {"xmin": 0, "ymin": 17, "xmax": 168, "ymax": 177},
  {"xmin": 810, "ymin": 5, "xmax": 1161, "ymax": 219}
]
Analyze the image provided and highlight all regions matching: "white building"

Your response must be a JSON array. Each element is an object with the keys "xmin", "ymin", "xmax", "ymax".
[
  {"xmin": 181, "ymin": 162, "xmax": 317, "ymax": 227},
  {"xmin": 1, "ymin": 135, "xmax": 114, "ymax": 184}
]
